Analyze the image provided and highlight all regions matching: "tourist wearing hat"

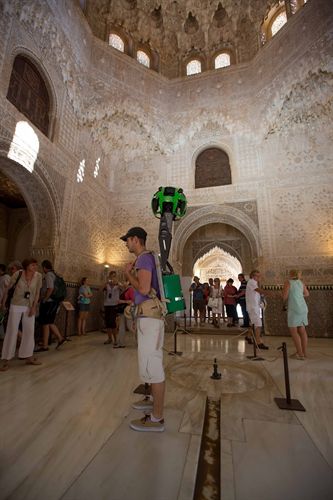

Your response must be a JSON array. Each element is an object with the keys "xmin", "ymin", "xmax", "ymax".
[{"xmin": 121, "ymin": 227, "xmax": 166, "ymax": 432}]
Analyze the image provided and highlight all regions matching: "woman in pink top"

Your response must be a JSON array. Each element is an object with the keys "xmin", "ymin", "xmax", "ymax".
[{"xmin": 224, "ymin": 278, "xmax": 238, "ymax": 327}]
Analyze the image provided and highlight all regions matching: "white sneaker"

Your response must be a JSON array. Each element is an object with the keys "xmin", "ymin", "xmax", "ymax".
[
  {"xmin": 130, "ymin": 414, "xmax": 165, "ymax": 432},
  {"xmin": 132, "ymin": 398, "xmax": 153, "ymax": 411}
]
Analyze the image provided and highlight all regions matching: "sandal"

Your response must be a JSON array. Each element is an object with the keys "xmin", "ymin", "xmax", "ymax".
[
  {"xmin": 290, "ymin": 353, "xmax": 304, "ymax": 360},
  {"xmin": 104, "ymin": 339, "xmax": 112, "ymax": 345},
  {"xmin": 26, "ymin": 358, "xmax": 42, "ymax": 366},
  {"xmin": 0, "ymin": 364, "xmax": 9, "ymax": 371}
]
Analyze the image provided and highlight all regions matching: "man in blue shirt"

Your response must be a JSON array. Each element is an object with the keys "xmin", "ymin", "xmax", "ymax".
[{"xmin": 189, "ymin": 276, "xmax": 205, "ymax": 326}]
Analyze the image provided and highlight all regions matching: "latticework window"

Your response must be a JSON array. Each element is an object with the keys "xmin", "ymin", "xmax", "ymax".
[
  {"xmin": 186, "ymin": 59, "xmax": 201, "ymax": 76},
  {"xmin": 214, "ymin": 53, "xmax": 231, "ymax": 69},
  {"xmin": 195, "ymin": 148, "xmax": 231, "ymax": 188},
  {"xmin": 271, "ymin": 11, "xmax": 287, "ymax": 36},
  {"xmin": 7, "ymin": 55, "xmax": 50, "ymax": 136},
  {"xmin": 109, "ymin": 34, "xmax": 125, "ymax": 52},
  {"xmin": 137, "ymin": 50, "xmax": 150, "ymax": 68}
]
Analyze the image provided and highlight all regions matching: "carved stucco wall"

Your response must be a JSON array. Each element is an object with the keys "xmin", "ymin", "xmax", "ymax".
[{"xmin": 0, "ymin": 0, "xmax": 331, "ymax": 287}]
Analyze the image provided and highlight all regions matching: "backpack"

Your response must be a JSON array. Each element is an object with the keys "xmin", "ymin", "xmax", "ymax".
[{"xmin": 51, "ymin": 273, "xmax": 67, "ymax": 302}]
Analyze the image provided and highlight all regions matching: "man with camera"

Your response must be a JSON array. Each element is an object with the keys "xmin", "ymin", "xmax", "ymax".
[{"xmin": 121, "ymin": 226, "xmax": 165, "ymax": 432}]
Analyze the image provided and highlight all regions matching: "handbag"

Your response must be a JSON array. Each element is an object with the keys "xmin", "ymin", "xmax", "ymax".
[
  {"xmin": 208, "ymin": 297, "xmax": 218, "ymax": 308},
  {"xmin": 117, "ymin": 303, "xmax": 127, "ymax": 314},
  {"xmin": 5, "ymin": 271, "xmax": 23, "ymax": 309},
  {"xmin": 117, "ymin": 290, "xmax": 128, "ymax": 314}
]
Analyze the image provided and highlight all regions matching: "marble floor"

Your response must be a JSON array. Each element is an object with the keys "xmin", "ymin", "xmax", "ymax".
[{"xmin": 0, "ymin": 329, "xmax": 332, "ymax": 500}]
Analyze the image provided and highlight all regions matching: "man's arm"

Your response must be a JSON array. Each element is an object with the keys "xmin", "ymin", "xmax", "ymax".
[
  {"xmin": 43, "ymin": 287, "xmax": 54, "ymax": 302},
  {"xmin": 125, "ymin": 263, "xmax": 151, "ymax": 295}
]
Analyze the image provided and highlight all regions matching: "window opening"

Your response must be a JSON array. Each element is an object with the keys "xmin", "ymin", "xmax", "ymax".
[
  {"xmin": 271, "ymin": 11, "xmax": 287, "ymax": 36},
  {"xmin": 7, "ymin": 55, "xmax": 50, "ymax": 136},
  {"xmin": 186, "ymin": 59, "xmax": 201, "ymax": 76},
  {"xmin": 109, "ymin": 34, "xmax": 125, "ymax": 52},
  {"xmin": 214, "ymin": 53, "xmax": 231, "ymax": 69},
  {"xmin": 137, "ymin": 50, "xmax": 150, "ymax": 68}
]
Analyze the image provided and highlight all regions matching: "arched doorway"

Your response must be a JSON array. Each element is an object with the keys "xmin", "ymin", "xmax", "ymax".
[
  {"xmin": 172, "ymin": 204, "xmax": 261, "ymax": 313},
  {"xmin": 193, "ymin": 246, "xmax": 242, "ymax": 285},
  {"xmin": 0, "ymin": 169, "xmax": 32, "ymax": 263},
  {"xmin": 0, "ymin": 133, "xmax": 60, "ymax": 265}
]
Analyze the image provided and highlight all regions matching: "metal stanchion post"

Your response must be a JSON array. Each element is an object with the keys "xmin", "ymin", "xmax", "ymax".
[
  {"xmin": 181, "ymin": 312, "xmax": 191, "ymax": 334},
  {"xmin": 189, "ymin": 293, "xmax": 192, "ymax": 327},
  {"xmin": 133, "ymin": 381, "xmax": 152, "ymax": 395},
  {"xmin": 274, "ymin": 342, "xmax": 306, "ymax": 411},
  {"xmin": 247, "ymin": 325, "xmax": 264, "ymax": 361},
  {"xmin": 168, "ymin": 318, "xmax": 183, "ymax": 356}
]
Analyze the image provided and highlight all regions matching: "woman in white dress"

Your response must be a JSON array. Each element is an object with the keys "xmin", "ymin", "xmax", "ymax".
[{"xmin": 210, "ymin": 278, "xmax": 223, "ymax": 328}]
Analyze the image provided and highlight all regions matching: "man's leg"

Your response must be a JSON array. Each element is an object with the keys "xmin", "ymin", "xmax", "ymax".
[
  {"xmin": 151, "ymin": 381, "xmax": 165, "ymax": 420},
  {"xmin": 242, "ymin": 303, "xmax": 250, "ymax": 327},
  {"xmin": 42, "ymin": 324, "xmax": 50, "ymax": 348},
  {"xmin": 130, "ymin": 318, "xmax": 165, "ymax": 431},
  {"xmin": 117, "ymin": 314, "xmax": 126, "ymax": 347},
  {"xmin": 49, "ymin": 323, "xmax": 62, "ymax": 341},
  {"xmin": 194, "ymin": 306, "xmax": 198, "ymax": 325},
  {"xmin": 254, "ymin": 325, "xmax": 261, "ymax": 344}
]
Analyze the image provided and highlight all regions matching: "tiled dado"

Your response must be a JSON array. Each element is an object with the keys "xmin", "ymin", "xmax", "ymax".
[
  {"xmin": 54, "ymin": 283, "xmax": 333, "ymax": 338},
  {"xmin": 263, "ymin": 285, "xmax": 333, "ymax": 338}
]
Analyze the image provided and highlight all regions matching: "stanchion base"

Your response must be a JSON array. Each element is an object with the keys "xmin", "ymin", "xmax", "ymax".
[
  {"xmin": 210, "ymin": 374, "xmax": 222, "ymax": 380},
  {"xmin": 247, "ymin": 355, "xmax": 265, "ymax": 361},
  {"xmin": 133, "ymin": 384, "xmax": 151, "ymax": 395},
  {"xmin": 168, "ymin": 351, "xmax": 183, "ymax": 356},
  {"xmin": 174, "ymin": 327, "xmax": 191, "ymax": 335},
  {"xmin": 274, "ymin": 397, "xmax": 306, "ymax": 411}
]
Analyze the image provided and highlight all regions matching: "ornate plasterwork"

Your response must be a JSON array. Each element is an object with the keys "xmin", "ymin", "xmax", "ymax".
[
  {"xmin": 4, "ymin": 1, "xmax": 170, "ymax": 160},
  {"xmin": 270, "ymin": 184, "xmax": 333, "ymax": 257},
  {"xmin": 266, "ymin": 69, "xmax": 333, "ymax": 137},
  {"xmin": 173, "ymin": 204, "xmax": 261, "ymax": 267},
  {"xmin": 83, "ymin": 0, "xmax": 284, "ymax": 77},
  {"xmin": 193, "ymin": 245, "xmax": 243, "ymax": 283},
  {"xmin": 192, "ymin": 240, "xmax": 243, "ymax": 266}
]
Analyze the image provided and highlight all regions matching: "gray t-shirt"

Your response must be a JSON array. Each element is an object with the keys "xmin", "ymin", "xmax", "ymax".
[
  {"xmin": 104, "ymin": 283, "xmax": 120, "ymax": 306},
  {"xmin": 41, "ymin": 271, "xmax": 56, "ymax": 302}
]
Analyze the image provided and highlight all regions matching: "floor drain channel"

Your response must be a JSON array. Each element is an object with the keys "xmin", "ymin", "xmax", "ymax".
[{"xmin": 193, "ymin": 397, "xmax": 221, "ymax": 500}]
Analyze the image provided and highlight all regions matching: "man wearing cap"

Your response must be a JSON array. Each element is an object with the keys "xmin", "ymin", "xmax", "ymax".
[{"xmin": 121, "ymin": 227, "xmax": 165, "ymax": 432}]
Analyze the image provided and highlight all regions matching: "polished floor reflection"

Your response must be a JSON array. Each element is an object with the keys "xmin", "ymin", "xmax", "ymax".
[{"xmin": 0, "ymin": 330, "xmax": 332, "ymax": 500}]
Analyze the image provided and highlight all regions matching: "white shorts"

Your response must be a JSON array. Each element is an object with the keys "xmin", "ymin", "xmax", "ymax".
[
  {"xmin": 137, "ymin": 317, "xmax": 165, "ymax": 384},
  {"xmin": 247, "ymin": 308, "xmax": 262, "ymax": 328}
]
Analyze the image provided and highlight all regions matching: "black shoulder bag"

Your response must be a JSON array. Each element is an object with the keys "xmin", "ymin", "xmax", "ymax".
[{"xmin": 5, "ymin": 271, "xmax": 23, "ymax": 310}]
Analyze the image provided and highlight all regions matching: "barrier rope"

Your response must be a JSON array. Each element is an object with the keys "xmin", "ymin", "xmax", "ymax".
[{"xmin": 165, "ymin": 321, "xmax": 280, "ymax": 362}]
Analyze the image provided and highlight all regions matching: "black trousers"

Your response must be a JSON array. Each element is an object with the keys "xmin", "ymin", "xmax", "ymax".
[{"xmin": 239, "ymin": 301, "xmax": 250, "ymax": 327}]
